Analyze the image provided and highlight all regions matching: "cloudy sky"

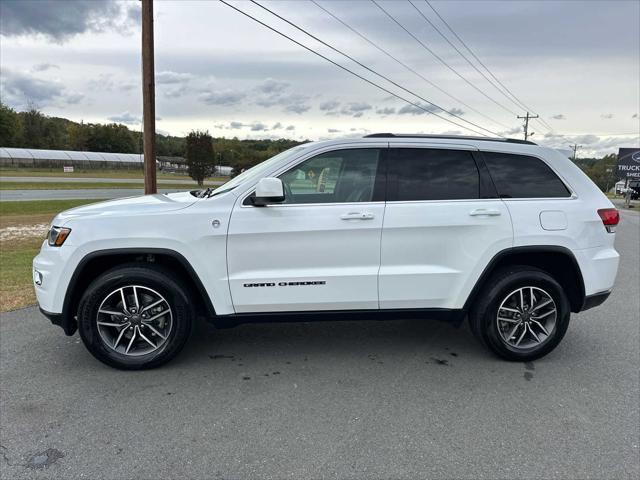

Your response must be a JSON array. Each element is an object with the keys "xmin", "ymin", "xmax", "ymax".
[{"xmin": 1, "ymin": 0, "xmax": 638, "ymax": 156}]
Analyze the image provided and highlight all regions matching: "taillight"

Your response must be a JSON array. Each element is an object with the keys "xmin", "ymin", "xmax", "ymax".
[{"xmin": 597, "ymin": 208, "xmax": 619, "ymax": 233}]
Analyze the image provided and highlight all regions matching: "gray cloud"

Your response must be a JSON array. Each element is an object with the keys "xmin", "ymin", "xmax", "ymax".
[
  {"xmin": 272, "ymin": 122, "xmax": 283, "ymax": 129},
  {"xmin": 32, "ymin": 63, "xmax": 59, "ymax": 72},
  {"xmin": 319, "ymin": 100, "xmax": 340, "ymax": 112},
  {"xmin": 162, "ymin": 86, "xmax": 188, "ymax": 99},
  {"xmin": 250, "ymin": 122, "xmax": 268, "ymax": 131},
  {"xmin": 0, "ymin": 69, "xmax": 82, "ymax": 108},
  {"xmin": 286, "ymin": 125, "xmax": 295, "ymax": 131},
  {"xmin": 108, "ymin": 112, "xmax": 140, "ymax": 125},
  {"xmin": 87, "ymin": 73, "xmax": 136, "ymax": 93},
  {"xmin": 397, "ymin": 103, "xmax": 439, "ymax": 116},
  {"xmin": 376, "ymin": 107, "xmax": 396, "ymax": 115},
  {"xmin": 65, "ymin": 93, "xmax": 85, "ymax": 105},
  {"xmin": 328, "ymin": 128, "xmax": 341, "ymax": 133},
  {"xmin": 256, "ymin": 78, "xmax": 289, "ymax": 94},
  {"xmin": 284, "ymin": 104, "xmax": 311, "ymax": 114},
  {"xmin": 600, "ymin": 113, "xmax": 614, "ymax": 119},
  {"xmin": 551, "ymin": 114, "xmax": 566, "ymax": 120},
  {"xmin": 633, "ymin": 113, "xmax": 638, "ymax": 119},
  {"xmin": 448, "ymin": 108, "xmax": 465, "ymax": 116},
  {"xmin": 500, "ymin": 126, "xmax": 523, "ymax": 136},
  {"xmin": 229, "ymin": 121, "xmax": 244, "ymax": 129},
  {"xmin": 156, "ymin": 71, "xmax": 193, "ymax": 85},
  {"xmin": 0, "ymin": 0, "xmax": 137, "ymax": 42},
  {"xmin": 341, "ymin": 102, "xmax": 373, "ymax": 116},
  {"xmin": 199, "ymin": 90, "xmax": 246, "ymax": 106}
]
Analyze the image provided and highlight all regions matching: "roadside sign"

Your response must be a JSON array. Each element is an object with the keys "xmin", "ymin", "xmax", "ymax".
[
  {"xmin": 63, "ymin": 166, "xmax": 74, "ymax": 173},
  {"xmin": 617, "ymin": 148, "xmax": 640, "ymax": 179}
]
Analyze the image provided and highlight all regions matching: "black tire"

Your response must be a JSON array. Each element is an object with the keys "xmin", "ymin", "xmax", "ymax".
[
  {"xmin": 469, "ymin": 265, "xmax": 571, "ymax": 361},
  {"xmin": 77, "ymin": 263, "xmax": 193, "ymax": 370}
]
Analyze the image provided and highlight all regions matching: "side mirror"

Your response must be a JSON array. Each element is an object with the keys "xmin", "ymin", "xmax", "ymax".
[{"xmin": 253, "ymin": 177, "xmax": 285, "ymax": 206}]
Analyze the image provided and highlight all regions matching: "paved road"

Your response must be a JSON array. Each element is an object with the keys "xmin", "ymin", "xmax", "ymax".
[
  {"xmin": 0, "ymin": 176, "xmax": 224, "ymax": 185},
  {"xmin": 1, "ymin": 211, "xmax": 638, "ymax": 479},
  {"xmin": 0, "ymin": 188, "xmax": 189, "ymax": 201}
]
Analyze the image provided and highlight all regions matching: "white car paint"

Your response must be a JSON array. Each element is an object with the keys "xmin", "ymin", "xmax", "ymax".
[{"xmin": 33, "ymin": 136, "xmax": 619, "ymax": 321}]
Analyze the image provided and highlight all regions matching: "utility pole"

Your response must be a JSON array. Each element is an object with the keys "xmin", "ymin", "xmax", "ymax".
[
  {"xmin": 571, "ymin": 143, "xmax": 581, "ymax": 161},
  {"xmin": 517, "ymin": 112, "xmax": 539, "ymax": 141},
  {"xmin": 142, "ymin": 0, "xmax": 157, "ymax": 194}
]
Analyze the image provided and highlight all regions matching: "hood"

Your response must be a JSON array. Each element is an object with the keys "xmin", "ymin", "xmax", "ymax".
[{"xmin": 53, "ymin": 191, "xmax": 200, "ymax": 225}]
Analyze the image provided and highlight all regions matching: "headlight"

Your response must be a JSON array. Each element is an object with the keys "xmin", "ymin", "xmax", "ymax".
[{"xmin": 48, "ymin": 226, "xmax": 71, "ymax": 247}]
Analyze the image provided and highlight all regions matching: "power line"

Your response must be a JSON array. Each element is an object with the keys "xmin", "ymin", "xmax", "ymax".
[
  {"xmin": 422, "ymin": 0, "xmax": 555, "ymax": 133},
  {"xmin": 371, "ymin": 0, "xmax": 518, "ymax": 118},
  {"xmin": 408, "ymin": 0, "xmax": 524, "ymax": 114},
  {"xmin": 310, "ymin": 0, "xmax": 513, "ymax": 130},
  {"xmin": 246, "ymin": 0, "xmax": 503, "ymax": 137},
  {"xmin": 218, "ymin": 0, "xmax": 497, "ymax": 137}
]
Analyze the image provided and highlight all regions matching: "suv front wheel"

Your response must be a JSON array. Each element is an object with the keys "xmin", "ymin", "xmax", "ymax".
[
  {"xmin": 77, "ymin": 264, "xmax": 193, "ymax": 370},
  {"xmin": 470, "ymin": 266, "xmax": 571, "ymax": 361}
]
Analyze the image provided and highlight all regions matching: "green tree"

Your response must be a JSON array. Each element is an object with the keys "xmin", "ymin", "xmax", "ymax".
[
  {"xmin": 18, "ymin": 106, "xmax": 48, "ymax": 148},
  {"xmin": 0, "ymin": 102, "xmax": 21, "ymax": 146},
  {"xmin": 185, "ymin": 130, "xmax": 214, "ymax": 186},
  {"xmin": 85, "ymin": 123, "xmax": 136, "ymax": 153},
  {"xmin": 586, "ymin": 154, "xmax": 618, "ymax": 192}
]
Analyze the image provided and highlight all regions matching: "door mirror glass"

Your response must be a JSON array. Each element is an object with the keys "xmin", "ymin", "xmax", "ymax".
[{"xmin": 253, "ymin": 177, "xmax": 285, "ymax": 206}]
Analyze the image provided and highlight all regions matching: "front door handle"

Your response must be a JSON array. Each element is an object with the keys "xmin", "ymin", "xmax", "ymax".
[
  {"xmin": 340, "ymin": 212, "xmax": 375, "ymax": 220},
  {"xmin": 469, "ymin": 208, "xmax": 502, "ymax": 216}
]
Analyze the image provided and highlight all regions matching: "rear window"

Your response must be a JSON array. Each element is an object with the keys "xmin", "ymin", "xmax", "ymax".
[
  {"xmin": 483, "ymin": 152, "xmax": 571, "ymax": 198},
  {"xmin": 388, "ymin": 148, "xmax": 479, "ymax": 201}
]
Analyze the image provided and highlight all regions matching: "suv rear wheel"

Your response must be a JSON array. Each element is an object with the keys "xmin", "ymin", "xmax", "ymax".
[
  {"xmin": 470, "ymin": 266, "xmax": 571, "ymax": 361},
  {"xmin": 77, "ymin": 264, "xmax": 193, "ymax": 370}
]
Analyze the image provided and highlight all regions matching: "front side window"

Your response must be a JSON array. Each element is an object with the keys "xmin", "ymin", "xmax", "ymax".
[
  {"xmin": 482, "ymin": 152, "xmax": 571, "ymax": 198},
  {"xmin": 387, "ymin": 148, "xmax": 480, "ymax": 201},
  {"xmin": 279, "ymin": 148, "xmax": 382, "ymax": 204}
]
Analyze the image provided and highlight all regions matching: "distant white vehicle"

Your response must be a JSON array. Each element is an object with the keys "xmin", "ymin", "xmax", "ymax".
[{"xmin": 33, "ymin": 134, "xmax": 620, "ymax": 369}]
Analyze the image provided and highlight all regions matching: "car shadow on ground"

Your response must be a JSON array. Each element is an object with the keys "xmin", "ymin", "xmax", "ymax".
[{"xmin": 171, "ymin": 316, "xmax": 486, "ymax": 368}]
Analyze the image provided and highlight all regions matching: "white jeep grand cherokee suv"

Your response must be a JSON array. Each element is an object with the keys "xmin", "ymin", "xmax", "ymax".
[{"xmin": 33, "ymin": 134, "xmax": 620, "ymax": 369}]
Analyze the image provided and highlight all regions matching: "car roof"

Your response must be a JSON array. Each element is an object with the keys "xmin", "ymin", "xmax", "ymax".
[{"xmin": 363, "ymin": 133, "xmax": 536, "ymax": 145}]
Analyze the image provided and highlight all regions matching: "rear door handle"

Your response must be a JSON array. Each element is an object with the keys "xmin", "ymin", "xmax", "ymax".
[
  {"xmin": 469, "ymin": 208, "xmax": 502, "ymax": 216},
  {"xmin": 340, "ymin": 212, "xmax": 375, "ymax": 220}
]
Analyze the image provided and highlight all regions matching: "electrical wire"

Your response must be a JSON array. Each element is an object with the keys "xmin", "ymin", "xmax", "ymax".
[
  {"xmin": 422, "ymin": 0, "xmax": 555, "ymax": 132},
  {"xmin": 310, "ymin": 0, "xmax": 513, "ymax": 131},
  {"xmin": 250, "ymin": 0, "xmax": 504, "ymax": 137},
  {"xmin": 371, "ymin": 0, "xmax": 518, "ymax": 117},
  {"xmin": 218, "ymin": 0, "xmax": 502, "ymax": 137},
  {"xmin": 408, "ymin": 0, "xmax": 525, "ymax": 113}
]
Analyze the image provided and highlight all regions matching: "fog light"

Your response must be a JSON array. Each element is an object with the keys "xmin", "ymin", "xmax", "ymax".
[{"xmin": 33, "ymin": 270, "xmax": 43, "ymax": 286}]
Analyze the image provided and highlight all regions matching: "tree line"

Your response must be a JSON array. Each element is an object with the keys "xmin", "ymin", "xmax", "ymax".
[
  {"xmin": 0, "ymin": 102, "xmax": 623, "ymax": 191},
  {"xmin": 0, "ymin": 103, "xmax": 303, "ymax": 182}
]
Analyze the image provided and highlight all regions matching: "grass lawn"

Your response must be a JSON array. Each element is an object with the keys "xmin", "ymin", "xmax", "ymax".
[
  {"xmin": 0, "ymin": 237, "xmax": 43, "ymax": 312},
  {"xmin": 0, "ymin": 181, "xmax": 215, "ymax": 190},
  {"xmin": 0, "ymin": 199, "xmax": 104, "ymax": 312},
  {"xmin": 0, "ymin": 167, "xmax": 225, "ymax": 183}
]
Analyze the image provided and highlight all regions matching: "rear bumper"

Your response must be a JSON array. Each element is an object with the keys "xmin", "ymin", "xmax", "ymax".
[{"xmin": 580, "ymin": 290, "xmax": 612, "ymax": 312}]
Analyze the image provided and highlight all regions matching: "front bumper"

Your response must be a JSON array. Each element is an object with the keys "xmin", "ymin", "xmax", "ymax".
[{"xmin": 39, "ymin": 307, "xmax": 77, "ymax": 335}]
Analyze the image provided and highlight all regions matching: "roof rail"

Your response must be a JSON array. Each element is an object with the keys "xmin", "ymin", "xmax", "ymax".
[{"xmin": 363, "ymin": 133, "xmax": 536, "ymax": 145}]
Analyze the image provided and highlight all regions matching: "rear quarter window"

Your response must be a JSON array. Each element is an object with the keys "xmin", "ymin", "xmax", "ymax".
[{"xmin": 482, "ymin": 152, "xmax": 571, "ymax": 198}]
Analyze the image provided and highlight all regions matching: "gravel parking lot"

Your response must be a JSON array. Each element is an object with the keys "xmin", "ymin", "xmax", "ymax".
[{"xmin": 1, "ymin": 210, "xmax": 638, "ymax": 479}]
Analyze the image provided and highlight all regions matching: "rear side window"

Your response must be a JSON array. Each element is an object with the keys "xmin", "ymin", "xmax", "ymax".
[
  {"xmin": 388, "ymin": 148, "xmax": 479, "ymax": 201},
  {"xmin": 483, "ymin": 152, "xmax": 571, "ymax": 198}
]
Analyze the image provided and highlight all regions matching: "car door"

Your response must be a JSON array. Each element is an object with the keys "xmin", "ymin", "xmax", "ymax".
[
  {"xmin": 379, "ymin": 144, "xmax": 513, "ymax": 310},
  {"xmin": 227, "ymin": 146, "xmax": 387, "ymax": 313}
]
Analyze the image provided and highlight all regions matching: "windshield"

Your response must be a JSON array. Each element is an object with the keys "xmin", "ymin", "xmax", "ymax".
[{"xmin": 211, "ymin": 145, "xmax": 308, "ymax": 196}]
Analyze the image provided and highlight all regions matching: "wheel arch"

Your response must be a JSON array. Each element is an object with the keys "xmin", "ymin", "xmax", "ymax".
[
  {"xmin": 61, "ymin": 248, "xmax": 216, "ymax": 335},
  {"xmin": 463, "ymin": 246, "xmax": 586, "ymax": 313}
]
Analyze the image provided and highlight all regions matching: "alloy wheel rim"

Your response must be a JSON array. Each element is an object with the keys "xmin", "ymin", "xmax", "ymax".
[
  {"xmin": 96, "ymin": 285, "xmax": 173, "ymax": 357},
  {"xmin": 496, "ymin": 286, "xmax": 557, "ymax": 350}
]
